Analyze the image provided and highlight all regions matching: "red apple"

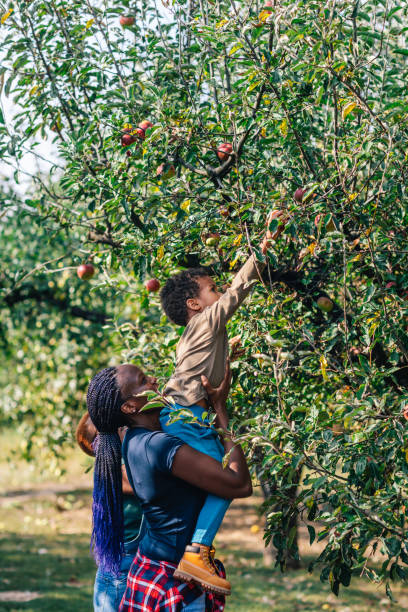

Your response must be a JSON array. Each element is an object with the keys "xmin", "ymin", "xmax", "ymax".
[
  {"xmin": 294, "ymin": 187, "xmax": 306, "ymax": 202},
  {"xmin": 314, "ymin": 214, "xmax": 322, "ymax": 227},
  {"xmin": 138, "ymin": 120, "xmax": 153, "ymax": 131},
  {"xmin": 156, "ymin": 163, "xmax": 176, "ymax": 179},
  {"xmin": 77, "ymin": 264, "xmax": 95, "ymax": 280},
  {"xmin": 216, "ymin": 143, "xmax": 233, "ymax": 162},
  {"xmin": 317, "ymin": 296, "xmax": 334, "ymax": 312},
  {"xmin": 386, "ymin": 281, "xmax": 396, "ymax": 289},
  {"xmin": 145, "ymin": 278, "xmax": 160, "ymax": 292},
  {"xmin": 403, "ymin": 406, "xmax": 408, "ymax": 421},
  {"xmin": 135, "ymin": 127, "xmax": 146, "ymax": 140},
  {"xmin": 120, "ymin": 15, "xmax": 135, "ymax": 27},
  {"xmin": 121, "ymin": 132, "xmax": 136, "ymax": 147}
]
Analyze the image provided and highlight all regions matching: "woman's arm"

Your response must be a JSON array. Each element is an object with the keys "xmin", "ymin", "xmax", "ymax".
[
  {"xmin": 171, "ymin": 444, "xmax": 252, "ymax": 499},
  {"xmin": 171, "ymin": 361, "xmax": 252, "ymax": 499}
]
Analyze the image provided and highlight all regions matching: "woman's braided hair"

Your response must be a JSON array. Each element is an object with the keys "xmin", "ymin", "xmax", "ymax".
[{"xmin": 87, "ymin": 366, "xmax": 126, "ymax": 575}]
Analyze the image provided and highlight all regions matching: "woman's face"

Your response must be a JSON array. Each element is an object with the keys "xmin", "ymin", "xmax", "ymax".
[{"xmin": 116, "ymin": 364, "xmax": 158, "ymax": 412}]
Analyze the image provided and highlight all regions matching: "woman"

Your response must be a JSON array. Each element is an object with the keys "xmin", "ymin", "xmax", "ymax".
[
  {"xmin": 75, "ymin": 413, "xmax": 143, "ymax": 611},
  {"xmin": 86, "ymin": 361, "xmax": 252, "ymax": 611}
]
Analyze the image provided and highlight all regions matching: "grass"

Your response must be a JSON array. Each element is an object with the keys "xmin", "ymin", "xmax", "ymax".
[{"xmin": 1, "ymin": 429, "xmax": 408, "ymax": 611}]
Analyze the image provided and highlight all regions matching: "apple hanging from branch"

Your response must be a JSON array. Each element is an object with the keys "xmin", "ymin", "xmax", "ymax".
[
  {"xmin": 77, "ymin": 264, "xmax": 95, "ymax": 280},
  {"xmin": 294, "ymin": 187, "xmax": 306, "ymax": 203},
  {"xmin": 120, "ymin": 15, "xmax": 135, "ymax": 27},
  {"xmin": 121, "ymin": 130, "xmax": 137, "ymax": 147},
  {"xmin": 216, "ymin": 143, "xmax": 233, "ymax": 162},
  {"xmin": 138, "ymin": 120, "xmax": 153, "ymax": 132},
  {"xmin": 317, "ymin": 296, "xmax": 334, "ymax": 313},
  {"xmin": 145, "ymin": 278, "xmax": 160, "ymax": 292},
  {"xmin": 205, "ymin": 233, "xmax": 221, "ymax": 247}
]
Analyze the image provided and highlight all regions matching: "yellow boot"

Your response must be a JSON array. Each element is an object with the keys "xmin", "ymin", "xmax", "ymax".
[{"xmin": 174, "ymin": 544, "xmax": 231, "ymax": 596}]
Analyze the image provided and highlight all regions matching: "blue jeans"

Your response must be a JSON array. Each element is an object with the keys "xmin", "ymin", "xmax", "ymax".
[
  {"xmin": 93, "ymin": 552, "xmax": 134, "ymax": 611},
  {"xmin": 183, "ymin": 593, "xmax": 206, "ymax": 610},
  {"xmin": 160, "ymin": 403, "xmax": 230, "ymax": 546}
]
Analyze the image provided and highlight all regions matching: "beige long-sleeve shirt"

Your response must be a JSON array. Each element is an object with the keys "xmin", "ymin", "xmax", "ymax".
[{"xmin": 164, "ymin": 255, "xmax": 265, "ymax": 406}]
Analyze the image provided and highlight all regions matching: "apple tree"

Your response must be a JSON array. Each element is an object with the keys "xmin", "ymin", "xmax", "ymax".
[{"xmin": 2, "ymin": 0, "xmax": 408, "ymax": 596}]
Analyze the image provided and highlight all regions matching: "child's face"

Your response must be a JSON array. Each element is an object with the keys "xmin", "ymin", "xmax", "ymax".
[{"xmin": 194, "ymin": 275, "xmax": 222, "ymax": 309}]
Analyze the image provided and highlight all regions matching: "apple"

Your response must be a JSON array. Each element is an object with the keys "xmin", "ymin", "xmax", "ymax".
[
  {"xmin": 294, "ymin": 187, "xmax": 306, "ymax": 202},
  {"xmin": 314, "ymin": 214, "xmax": 322, "ymax": 227},
  {"xmin": 135, "ymin": 127, "xmax": 146, "ymax": 140},
  {"xmin": 317, "ymin": 296, "xmax": 334, "ymax": 312},
  {"xmin": 120, "ymin": 15, "xmax": 135, "ymax": 27},
  {"xmin": 138, "ymin": 120, "xmax": 153, "ymax": 131},
  {"xmin": 205, "ymin": 233, "xmax": 220, "ymax": 247},
  {"xmin": 121, "ymin": 132, "xmax": 136, "ymax": 147},
  {"xmin": 216, "ymin": 143, "xmax": 233, "ymax": 162},
  {"xmin": 403, "ymin": 406, "xmax": 408, "ymax": 421},
  {"xmin": 386, "ymin": 281, "xmax": 396, "ymax": 289},
  {"xmin": 77, "ymin": 264, "xmax": 95, "ymax": 280},
  {"xmin": 145, "ymin": 278, "xmax": 160, "ymax": 292},
  {"xmin": 156, "ymin": 163, "xmax": 176, "ymax": 179}
]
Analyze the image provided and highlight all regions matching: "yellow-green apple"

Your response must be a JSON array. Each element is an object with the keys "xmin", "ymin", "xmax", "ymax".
[
  {"xmin": 205, "ymin": 233, "xmax": 220, "ymax": 246},
  {"xmin": 317, "ymin": 296, "xmax": 334, "ymax": 312}
]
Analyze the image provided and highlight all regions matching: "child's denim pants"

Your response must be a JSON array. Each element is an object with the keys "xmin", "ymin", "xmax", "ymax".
[{"xmin": 160, "ymin": 403, "xmax": 231, "ymax": 546}]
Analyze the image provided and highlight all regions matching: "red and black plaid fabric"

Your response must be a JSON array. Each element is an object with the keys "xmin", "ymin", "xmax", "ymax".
[{"xmin": 119, "ymin": 550, "xmax": 226, "ymax": 612}]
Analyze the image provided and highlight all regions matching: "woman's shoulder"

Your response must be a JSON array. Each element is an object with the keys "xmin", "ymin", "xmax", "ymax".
[
  {"xmin": 125, "ymin": 427, "xmax": 179, "ymax": 445},
  {"xmin": 125, "ymin": 428, "xmax": 184, "ymax": 473}
]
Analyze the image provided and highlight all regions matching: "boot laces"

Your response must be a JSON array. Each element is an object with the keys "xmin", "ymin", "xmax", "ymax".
[{"xmin": 202, "ymin": 547, "xmax": 216, "ymax": 575}]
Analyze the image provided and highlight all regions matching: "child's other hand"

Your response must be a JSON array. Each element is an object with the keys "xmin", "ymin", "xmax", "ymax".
[{"xmin": 261, "ymin": 209, "xmax": 286, "ymax": 255}]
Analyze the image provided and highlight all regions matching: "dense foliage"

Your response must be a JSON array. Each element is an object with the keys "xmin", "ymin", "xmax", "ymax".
[{"xmin": 2, "ymin": 0, "xmax": 408, "ymax": 597}]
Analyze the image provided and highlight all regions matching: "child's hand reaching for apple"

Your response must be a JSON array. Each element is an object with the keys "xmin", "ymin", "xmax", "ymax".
[{"xmin": 261, "ymin": 209, "xmax": 286, "ymax": 255}]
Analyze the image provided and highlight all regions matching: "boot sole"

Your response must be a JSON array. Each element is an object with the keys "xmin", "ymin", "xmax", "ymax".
[{"xmin": 173, "ymin": 569, "xmax": 231, "ymax": 596}]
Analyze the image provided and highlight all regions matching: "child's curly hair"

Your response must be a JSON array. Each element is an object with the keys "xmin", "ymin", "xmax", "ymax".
[{"xmin": 160, "ymin": 267, "xmax": 210, "ymax": 326}]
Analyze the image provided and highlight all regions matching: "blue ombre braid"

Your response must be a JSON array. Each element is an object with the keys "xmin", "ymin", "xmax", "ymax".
[{"xmin": 87, "ymin": 366, "xmax": 126, "ymax": 575}]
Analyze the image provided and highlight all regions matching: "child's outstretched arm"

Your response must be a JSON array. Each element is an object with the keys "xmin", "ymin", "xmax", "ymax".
[{"xmin": 205, "ymin": 210, "xmax": 285, "ymax": 331}]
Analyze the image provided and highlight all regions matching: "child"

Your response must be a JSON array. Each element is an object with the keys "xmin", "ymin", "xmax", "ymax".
[{"xmin": 159, "ymin": 211, "xmax": 284, "ymax": 595}]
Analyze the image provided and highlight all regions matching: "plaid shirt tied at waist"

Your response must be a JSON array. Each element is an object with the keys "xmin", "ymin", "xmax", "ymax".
[{"xmin": 119, "ymin": 550, "xmax": 226, "ymax": 612}]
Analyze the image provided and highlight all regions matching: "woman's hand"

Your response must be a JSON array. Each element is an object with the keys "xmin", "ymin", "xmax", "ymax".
[{"xmin": 201, "ymin": 360, "xmax": 231, "ymax": 430}]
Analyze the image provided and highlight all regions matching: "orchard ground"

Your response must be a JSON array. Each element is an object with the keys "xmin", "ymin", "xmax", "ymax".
[{"xmin": 1, "ymin": 429, "xmax": 408, "ymax": 612}]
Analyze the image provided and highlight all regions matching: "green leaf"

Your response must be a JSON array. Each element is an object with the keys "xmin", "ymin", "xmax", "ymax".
[
  {"xmin": 307, "ymin": 525, "xmax": 316, "ymax": 545},
  {"xmin": 385, "ymin": 536, "xmax": 401, "ymax": 557}
]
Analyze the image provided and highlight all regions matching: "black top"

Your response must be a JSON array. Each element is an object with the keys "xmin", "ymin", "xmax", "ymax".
[{"xmin": 122, "ymin": 427, "xmax": 205, "ymax": 563}]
